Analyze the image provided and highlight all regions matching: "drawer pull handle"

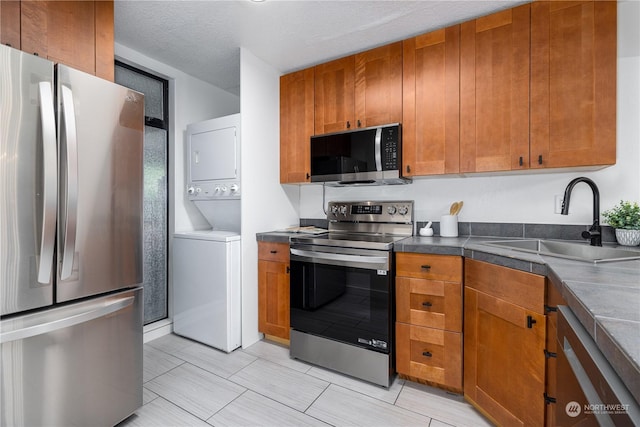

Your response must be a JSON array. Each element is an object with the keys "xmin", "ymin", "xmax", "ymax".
[
  {"xmin": 420, "ymin": 265, "xmax": 431, "ymax": 270},
  {"xmin": 270, "ymin": 250, "xmax": 277, "ymax": 254},
  {"xmin": 422, "ymin": 302, "xmax": 433, "ymax": 307},
  {"xmin": 422, "ymin": 351, "xmax": 432, "ymax": 358}
]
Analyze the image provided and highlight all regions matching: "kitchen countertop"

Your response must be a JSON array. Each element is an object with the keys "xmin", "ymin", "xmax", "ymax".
[{"xmin": 256, "ymin": 231, "xmax": 640, "ymax": 405}]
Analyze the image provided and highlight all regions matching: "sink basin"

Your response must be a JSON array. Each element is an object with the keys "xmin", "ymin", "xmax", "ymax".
[{"xmin": 483, "ymin": 239, "xmax": 640, "ymax": 263}]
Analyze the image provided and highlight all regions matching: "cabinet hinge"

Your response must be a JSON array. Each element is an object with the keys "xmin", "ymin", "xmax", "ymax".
[
  {"xmin": 544, "ymin": 350, "xmax": 557, "ymax": 359},
  {"xmin": 545, "ymin": 305, "xmax": 558, "ymax": 313},
  {"xmin": 544, "ymin": 393, "xmax": 557, "ymax": 404}
]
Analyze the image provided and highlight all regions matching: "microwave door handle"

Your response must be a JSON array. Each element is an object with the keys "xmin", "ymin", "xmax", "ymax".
[
  {"xmin": 374, "ymin": 127, "xmax": 383, "ymax": 171},
  {"xmin": 36, "ymin": 82, "xmax": 57, "ymax": 284},
  {"xmin": 59, "ymin": 85, "xmax": 79, "ymax": 280}
]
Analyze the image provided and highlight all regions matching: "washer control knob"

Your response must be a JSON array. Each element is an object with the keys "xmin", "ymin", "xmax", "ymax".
[
  {"xmin": 387, "ymin": 206, "xmax": 397, "ymax": 215},
  {"xmin": 195, "ymin": 187, "xmax": 202, "ymax": 194},
  {"xmin": 230, "ymin": 184, "xmax": 239, "ymax": 193},
  {"xmin": 221, "ymin": 186, "xmax": 228, "ymax": 193},
  {"xmin": 187, "ymin": 186, "xmax": 195, "ymax": 195},
  {"xmin": 214, "ymin": 186, "xmax": 221, "ymax": 193}
]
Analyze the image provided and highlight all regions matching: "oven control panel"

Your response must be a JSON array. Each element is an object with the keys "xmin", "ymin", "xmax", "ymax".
[{"xmin": 327, "ymin": 200, "xmax": 413, "ymax": 223}]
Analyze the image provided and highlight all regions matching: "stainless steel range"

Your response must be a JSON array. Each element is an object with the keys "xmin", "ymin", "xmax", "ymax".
[{"xmin": 289, "ymin": 200, "xmax": 414, "ymax": 387}]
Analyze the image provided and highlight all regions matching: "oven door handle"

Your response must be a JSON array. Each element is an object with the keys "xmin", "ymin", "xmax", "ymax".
[{"xmin": 290, "ymin": 248, "xmax": 388, "ymax": 265}]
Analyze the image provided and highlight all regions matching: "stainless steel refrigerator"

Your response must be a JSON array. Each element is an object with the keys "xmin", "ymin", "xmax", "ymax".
[{"xmin": 1, "ymin": 45, "xmax": 144, "ymax": 426}]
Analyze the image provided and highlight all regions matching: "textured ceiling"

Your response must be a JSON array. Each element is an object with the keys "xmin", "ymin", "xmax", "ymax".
[{"xmin": 114, "ymin": 0, "xmax": 526, "ymax": 96}]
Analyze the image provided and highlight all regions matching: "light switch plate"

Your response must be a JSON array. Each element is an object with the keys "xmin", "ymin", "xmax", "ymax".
[{"xmin": 554, "ymin": 195, "xmax": 564, "ymax": 214}]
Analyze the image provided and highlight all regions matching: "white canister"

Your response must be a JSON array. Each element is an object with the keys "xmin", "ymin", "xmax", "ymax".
[{"xmin": 440, "ymin": 215, "xmax": 459, "ymax": 237}]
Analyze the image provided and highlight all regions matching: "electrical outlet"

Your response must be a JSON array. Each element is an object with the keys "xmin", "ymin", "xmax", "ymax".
[{"xmin": 554, "ymin": 195, "xmax": 564, "ymax": 214}]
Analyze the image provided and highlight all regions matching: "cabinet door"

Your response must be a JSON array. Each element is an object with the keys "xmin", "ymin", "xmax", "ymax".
[
  {"xmin": 530, "ymin": 1, "xmax": 616, "ymax": 168},
  {"xmin": 464, "ymin": 287, "xmax": 546, "ymax": 426},
  {"xmin": 403, "ymin": 26, "xmax": 459, "ymax": 176},
  {"xmin": 354, "ymin": 41, "xmax": 403, "ymax": 129},
  {"xmin": 258, "ymin": 242, "xmax": 290, "ymax": 341},
  {"xmin": 0, "ymin": 1, "xmax": 21, "ymax": 48},
  {"xmin": 280, "ymin": 67, "xmax": 314, "ymax": 183},
  {"xmin": 258, "ymin": 260, "xmax": 290, "ymax": 340},
  {"xmin": 460, "ymin": 5, "xmax": 530, "ymax": 173},
  {"xmin": 314, "ymin": 56, "xmax": 355, "ymax": 134},
  {"xmin": 19, "ymin": 1, "xmax": 114, "ymax": 81}
]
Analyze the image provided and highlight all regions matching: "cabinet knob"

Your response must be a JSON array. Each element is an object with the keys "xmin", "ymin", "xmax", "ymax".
[
  {"xmin": 420, "ymin": 265, "xmax": 431, "ymax": 270},
  {"xmin": 422, "ymin": 351, "xmax": 432, "ymax": 358},
  {"xmin": 306, "ymin": 173, "xmax": 310, "ymax": 180},
  {"xmin": 357, "ymin": 119, "xmax": 361, "ymax": 128},
  {"xmin": 422, "ymin": 301, "xmax": 433, "ymax": 307},
  {"xmin": 406, "ymin": 165, "xmax": 411, "ymax": 173},
  {"xmin": 538, "ymin": 155, "xmax": 543, "ymax": 165},
  {"xmin": 286, "ymin": 266, "xmax": 290, "ymax": 274},
  {"xmin": 346, "ymin": 121, "xmax": 351, "ymax": 129},
  {"xmin": 519, "ymin": 156, "xmax": 523, "ymax": 167},
  {"xmin": 270, "ymin": 250, "xmax": 277, "ymax": 254}
]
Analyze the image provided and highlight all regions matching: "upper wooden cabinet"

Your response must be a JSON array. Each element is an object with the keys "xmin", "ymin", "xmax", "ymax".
[
  {"xmin": 314, "ymin": 42, "xmax": 402, "ymax": 134},
  {"xmin": 460, "ymin": 5, "xmax": 531, "ymax": 173},
  {"xmin": 403, "ymin": 25, "xmax": 460, "ymax": 177},
  {"xmin": 0, "ymin": 1, "xmax": 21, "ymax": 48},
  {"xmin": 530, "ymin": 0, "xmax": 616, "ymax": 169},
  {"xmin": 2, "ymin": 1, "xmax": 114, "ymax": 81},
  {"xmin": 280, "ymin": 67, "xmax": 314, "ymax": 184}
]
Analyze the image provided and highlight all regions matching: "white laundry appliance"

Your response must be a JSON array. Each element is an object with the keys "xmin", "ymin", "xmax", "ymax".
[
  {"xmin": 173, "ymin": 114, "xmax": 242, "ymax": 352},
  {"xmin": 173, "ymin": 230, "xmax": 241, "ymax": 352}
]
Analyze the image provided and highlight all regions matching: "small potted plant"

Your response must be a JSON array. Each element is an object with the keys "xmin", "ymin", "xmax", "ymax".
[{"xmin": 602, "ymin": 200, "xmax": 640, "ymax": 246}]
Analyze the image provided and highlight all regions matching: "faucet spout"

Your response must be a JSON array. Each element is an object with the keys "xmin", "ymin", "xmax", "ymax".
[{"xmin": 561, "ymin": 177, "xmax": 602, "ymax": 246}]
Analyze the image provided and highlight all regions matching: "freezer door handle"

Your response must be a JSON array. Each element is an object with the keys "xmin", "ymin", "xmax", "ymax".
[
  {"xmin": 0, "ymin": 296, "xmax": 134, "ymax": 344},
  {"xmin": 59, "ymin": 85, "xmax": 79, "ymax": 280},
  {"xmin": 37, "ymin": 82, "xmax": 58, "ymax": 284}
]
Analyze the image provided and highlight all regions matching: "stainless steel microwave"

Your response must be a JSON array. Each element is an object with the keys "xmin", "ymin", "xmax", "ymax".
[{"xmin": 310, "ymin": 123, "xmax": 410, "ymax": 185}]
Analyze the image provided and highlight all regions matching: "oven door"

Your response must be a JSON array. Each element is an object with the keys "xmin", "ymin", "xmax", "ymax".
[{"xmin": 289, "ymin": 244, "xmax": 393, "ymax": 353}]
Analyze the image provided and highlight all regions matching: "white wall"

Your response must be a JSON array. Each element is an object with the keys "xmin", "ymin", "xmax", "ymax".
[
  {"xmin": 115, "ymin": 43, "xmax": 241, "ymax": 235},
  {"xmin": 299, "ymin": 1, "xmax": 640, "ymax": 227},
  {"xmin": 240, "ymin": 48, "xmax": 300, "ymax": 347}
]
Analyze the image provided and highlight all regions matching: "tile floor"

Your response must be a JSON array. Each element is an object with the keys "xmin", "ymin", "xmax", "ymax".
[{"xmin": 118, "ymin": 334, "xmax": 491, "ymax": 427}]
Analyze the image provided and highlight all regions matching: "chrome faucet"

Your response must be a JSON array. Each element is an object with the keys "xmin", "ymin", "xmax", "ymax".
[{"xmin": 561, "ymin": 177, "xmax": 602, "ymax": 246}]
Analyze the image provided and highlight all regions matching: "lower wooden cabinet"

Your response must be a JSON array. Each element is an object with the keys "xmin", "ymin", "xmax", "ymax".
[
  {"xmin": 257, "ymin": 242, "xmax": 290, "ymax": 342},
  {"xmin": 464, "ymin": 259, "xmax": 547, "ymax": 426},
  {"xmin": 395, "ymin": 253, "xmax": 463, "ymax": 392}
]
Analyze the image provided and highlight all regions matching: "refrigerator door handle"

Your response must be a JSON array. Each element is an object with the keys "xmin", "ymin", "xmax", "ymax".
[
  {"xmin": 60, "ymin": 85, "xmax": 79, "ymax": 280},
  {"xmin": 0, "ymin": 296, "xmax": 135, "ymax": 344},
  {"xmin": 37, "ymin": 82, "xmax": 58, "ymax": 284}
]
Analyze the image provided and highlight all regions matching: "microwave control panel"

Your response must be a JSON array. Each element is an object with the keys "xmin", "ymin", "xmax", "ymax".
[{"xmin": 381, "ymin": 127, "xmax": 400, "ymax": 170}]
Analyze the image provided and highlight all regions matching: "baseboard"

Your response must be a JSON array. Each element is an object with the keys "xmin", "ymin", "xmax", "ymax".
[{"xmin": 143, "ymin": 319, "xmax": 173, "ymax": 343}]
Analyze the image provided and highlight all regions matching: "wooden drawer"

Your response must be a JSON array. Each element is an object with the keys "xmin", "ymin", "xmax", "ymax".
[
  {"xmin": 396, "ymin": 277, "xmax": 462, "ymax": 332},
  {"xmin": 396, "ymin": 323, "xmax": 462, "ymax": 391},
  {"xmin": 258, "ymin": 242, "xmax": 289, "ymax": 263},
  {"xmin": 396, "ymin": 253, "xmax": 462, "ymax": 282}
]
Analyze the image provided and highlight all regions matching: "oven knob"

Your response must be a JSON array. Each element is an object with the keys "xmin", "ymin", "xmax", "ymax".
[
  {"xmin": 398, "ymin": 206, "xmax": 409, "ymax": 215},
  {"xmin": 331, "ymin": 205, "xmax": 339, "ymax": 214},
  {"xmin": 387, "ymin": 206, "xmax": 397, "ymax": 215},
  {"xmin": 338, "ymin": 205, "xmax": 347, "ymax": 215}
]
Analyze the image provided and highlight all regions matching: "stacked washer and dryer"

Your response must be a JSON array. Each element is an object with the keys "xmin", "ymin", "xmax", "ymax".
[{"xmin": 172, "ymin": 113, "xmax": 242, "ymax": 352}]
